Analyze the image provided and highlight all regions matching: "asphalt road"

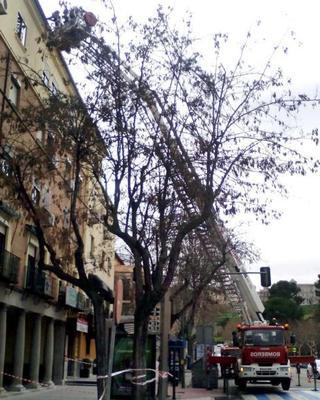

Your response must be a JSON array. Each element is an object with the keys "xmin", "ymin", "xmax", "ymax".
[
  {"xmin": 0, "ymin": 370, "xmax": 319, "ymax": 400},
  {"xmin": 233, "ymin": 369, "xmax": 320, "ymax": 399}
]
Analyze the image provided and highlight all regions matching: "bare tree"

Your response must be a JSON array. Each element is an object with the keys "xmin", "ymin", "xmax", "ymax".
[
  {"xmin": 291, "ymin": 319, "xmax": 320, "ymax": 356},
  {"xmin": 78, "ymin": 8, "xmax": 320, "ymax": 388},
  {"xmin": 170, "ymin": 232, "xmax": 256, "ymax": 359}
]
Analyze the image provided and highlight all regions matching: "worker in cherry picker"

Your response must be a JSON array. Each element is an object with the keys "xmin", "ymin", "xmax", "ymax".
[{"xmin": 46, "ymin": 7, "xmax": 97, "ymax": 52}]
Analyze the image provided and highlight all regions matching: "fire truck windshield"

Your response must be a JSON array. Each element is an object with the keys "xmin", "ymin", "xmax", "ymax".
[{"xmin": 243, "ymin": 329, "xmax": 284, "ymax": 346}]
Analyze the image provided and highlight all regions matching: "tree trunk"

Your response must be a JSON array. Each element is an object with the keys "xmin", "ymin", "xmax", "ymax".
[
  {"xmin": 92, "ymin": 296, "xmax": 109, "ymax": 400},
  {"xmin": 133, "ymin": 313, "xmax": 149, "ymax": 400}
]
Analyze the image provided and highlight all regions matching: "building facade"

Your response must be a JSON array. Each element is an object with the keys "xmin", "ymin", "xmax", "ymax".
[
  {"xmin": 298, "ymin": 283, "xmax": 318, "ymax": 305},
  {"xmin": 0, "ymin": 0, "xmax": 114, "ymax": 392}
]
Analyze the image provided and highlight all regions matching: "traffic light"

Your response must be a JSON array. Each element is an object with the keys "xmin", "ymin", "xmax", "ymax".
[{"xmin": 260, "ymin": 266, "xmax": 271, "ymax": 287}]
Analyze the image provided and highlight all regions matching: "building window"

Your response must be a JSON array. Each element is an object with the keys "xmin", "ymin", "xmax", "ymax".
[
  {"xmin": 122, "ymin": 278, "xmax": 131, "ymax": 301},
  {"xmin": 63, "ymin": 207, "xmax": 69, "ymax": 228},
  {"xmin": 42, "ymin": 71, "xmax": 49, "ymax": 87},
  {"xmin": 25, "ymin": 243, "xmax": 37, "ymax": 288},
  {"xmin": 45, "ymin": 130, "xmax": 55, "ymax": 160},
  {"xmin": 0, "ymin": 159, "xmax": 11, "ymax": 177},
  {"xmin": 31, "ymin": 179, "xmax": 41, "ymax": 206},
  {"xmin": 8, "ymin": 75, "xmax": 21, "ymax": 108},
  {"xmin": 16, "ymin": 13, "xmax": 27, "ymax": 46},
  {"xmin": 47, "ymin": 131, "xmax": 55, "ymax": 147},
  {"xmin": 51, "ymin": 81, "xmax": 58, "ymax": 96},
  {"xmin": 27, "ymin": 244, "xmax": 37, "ymax": 269},
  {"xmin": 0, "ymin": 224, "xmax": 7, "ymax": 253},
  {"xmin": 90, "ymin": 235, "xmax": 95, "ymax": 258},
  {"xmin": 64, "ymin": 157, "xmax": 72, "ymax": 175}
]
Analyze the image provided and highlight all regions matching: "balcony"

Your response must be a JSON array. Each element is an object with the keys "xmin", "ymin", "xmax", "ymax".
[
  {"xmin": 0, "ymin": 249, "xmax": 20, "ymax": 284},
  {"xmin": 25, "ymin": 264, "xmax": 57, "ymax": 298},
  {"xmin": 0, "ymin": 201, "xmax": 20, "ymax": 219}
]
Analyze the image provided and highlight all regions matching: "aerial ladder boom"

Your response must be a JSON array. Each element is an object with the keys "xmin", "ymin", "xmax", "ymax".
[
  {"xmin": 46, "ymin": 9, "xmax": 264, "ymax": 322},
  {"xmin": 229, "ymin": 263, "xmax": 265, "ymax": 322}
]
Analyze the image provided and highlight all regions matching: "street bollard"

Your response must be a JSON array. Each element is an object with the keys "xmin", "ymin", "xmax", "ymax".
[
  {"xmin": 172, "ymin": 376, "xmax": 176, "ymax": 400},
  {"xmin": 223, "ymin": 368, "xmax": 229, "ymax": 395},
  {"xmin": 296, "ymin": 363, "xmax": 301, "ymax": 387},
  {"xmin": 172, "ymin": 350, "xmax": 176, "ymax": 400},
  {"xmin": 312, "ymin": 362, "xmax": 318, "ymax": 392}
]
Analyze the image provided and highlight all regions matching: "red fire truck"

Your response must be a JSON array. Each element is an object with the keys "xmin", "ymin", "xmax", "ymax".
[{"xmin": 208, "ymin": 321, "xmax": 315, "ymax": 391}]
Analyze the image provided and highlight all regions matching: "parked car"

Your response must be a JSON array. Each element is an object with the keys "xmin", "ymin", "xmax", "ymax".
[{"xmin": 307, "ymin": 360, "xmax": 320, "ymax": 379}]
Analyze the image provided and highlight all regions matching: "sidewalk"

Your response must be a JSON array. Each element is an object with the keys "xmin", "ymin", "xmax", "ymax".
[
  {"xmin": 65, "ymin": 376, "xmax": 232, "ymax": 399},
  {"xmin": 0, "ymin": 380, "xmax": 232, "ymax": 400}
]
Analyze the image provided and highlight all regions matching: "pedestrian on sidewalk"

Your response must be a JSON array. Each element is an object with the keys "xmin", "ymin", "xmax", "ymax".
[{"xmin": 307, "ymin": 363, "xmax": 313, "ymax": 383}]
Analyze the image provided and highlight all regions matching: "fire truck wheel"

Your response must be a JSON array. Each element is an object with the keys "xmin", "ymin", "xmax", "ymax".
[
  {"xmin": 238, "ymin": 379, "xmax": 247, "ymax": 391},
  {"xmin": 281, "ymin": 379, "xmax": 290, "ymax": 391}
]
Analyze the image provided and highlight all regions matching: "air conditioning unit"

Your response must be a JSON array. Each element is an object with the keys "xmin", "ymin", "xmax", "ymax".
[{"xmin": 0, "ymin": 0, "xmax": 8, "ymax": 15}]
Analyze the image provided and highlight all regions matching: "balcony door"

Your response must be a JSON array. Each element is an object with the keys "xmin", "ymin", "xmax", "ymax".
[
  {"xmin": 0, "ymin": 224, "xmax": 6, "ymax": 252},
  {"xmin": 27, "ymin": 244, "xmax": 37, "ymax": 269},
  {"xmin": 0, "ymin": 224, "xmax": 7, "ymax": 276},
  {"xmin": 26, "ymin": 243, "xmax": 37, "ymax": 288}
]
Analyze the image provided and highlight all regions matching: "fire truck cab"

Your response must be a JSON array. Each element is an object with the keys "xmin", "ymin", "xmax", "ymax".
[{"xmin": 234, "ymin": 322, "xmax": 291, "ymax": 391}]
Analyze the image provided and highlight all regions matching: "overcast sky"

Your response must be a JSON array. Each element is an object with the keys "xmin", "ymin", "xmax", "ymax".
[{"xmin": 40, "ymin": 0, "xmax": 320, "ymax": 289}]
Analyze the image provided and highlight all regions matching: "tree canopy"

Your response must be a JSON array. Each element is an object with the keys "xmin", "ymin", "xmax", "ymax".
[
  {"xmin": 269, "ymin": 280, "xmax": 304, "ymax": 304},
  {"xmin": 314, "ymin": 274, "xmax": 320, "ymax": 322},
  {"xmin": 264, "ymin": 280, "xmax": 304, "ymax": 322}
]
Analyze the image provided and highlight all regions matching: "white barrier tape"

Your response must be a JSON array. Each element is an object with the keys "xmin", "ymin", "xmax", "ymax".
[
  {"xmin": 97, "ymin": 368, "xmax": 172, "ymax": 400},
  {"xmin": 97, "ymin": 367, "xmax": 162, "ymax": 380},
  {"xmin": 64, "ymin": 358, "xmax": 172, "ymax": 380},
  {"xmin": 131, "ymin": 375, "xmax": 157, "ymax": 386},
  {"xmin": 97, "ymin": 368, "xmax": 131, "ymax": 379},
  {"xmin": 98, "ymin": 384, "xmax": 107, "ymax": 400},
  {"xmin": 64, "ymin": 357, "xmax": 95, "ymax": 367},
  {"xmin": 0, "ymin": 371, "xmax": 51, "ymax": 387},
  {"xmin": 1, "ymin": 367, "xmax": 171, "ymax": 400}
]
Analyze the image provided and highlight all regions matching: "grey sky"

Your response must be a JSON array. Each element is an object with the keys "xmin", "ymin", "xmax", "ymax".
[{"xmin": 40, "ymin": 0, "xmax": 320, "ymax": 289}]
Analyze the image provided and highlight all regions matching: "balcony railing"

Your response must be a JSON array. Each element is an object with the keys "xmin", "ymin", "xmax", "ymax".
[
  {"xmin": 0, "ymin": 249, "xmax": 20, "ymax": 284},
  {"xmin": 25, "ymin": 264, "xmax": 57, "ymax": 298}
]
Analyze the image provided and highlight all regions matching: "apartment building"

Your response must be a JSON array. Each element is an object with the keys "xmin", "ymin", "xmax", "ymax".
[
  {"xmin": 298, "ymin": 283, "xmax": 318, "ymax": 305},
  {"xmin": 0, "ymin": 0, "xmax": 114, "ymax": 392}
]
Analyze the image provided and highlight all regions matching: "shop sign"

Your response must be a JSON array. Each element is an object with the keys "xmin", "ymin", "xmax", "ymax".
[
  {"xmin": 65, "ymin": 286, "xmax": 78, "ymax": 308},
  {"xmin": 76, "ymin": 317, "xmax": 88, "ymax": 333}
]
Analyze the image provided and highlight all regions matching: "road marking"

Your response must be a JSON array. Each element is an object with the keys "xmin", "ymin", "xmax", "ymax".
[
  {"xmin": 241, "ymin": 392, "xmax": 320, "ymax": 400},
  {"xmin": 288, "ymin": 392, "xmax": 319, "ymax": 400}
]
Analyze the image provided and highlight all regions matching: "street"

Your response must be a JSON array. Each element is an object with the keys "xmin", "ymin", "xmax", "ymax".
[
  {"xmin": 1, "ymin": 369, "xmax": 319, "ymax": 400},
  {"xmin": 230, "ymin": 369, "xmax": 320, "ymax": 400}
]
